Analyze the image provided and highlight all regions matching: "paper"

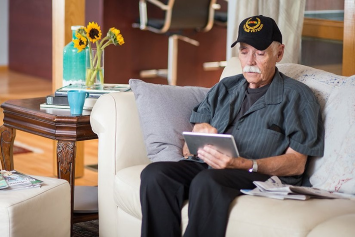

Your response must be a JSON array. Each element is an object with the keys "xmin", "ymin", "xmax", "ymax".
[{"xmin": 242, "ymin": 176, "xmax": 355, "ymax": 200}]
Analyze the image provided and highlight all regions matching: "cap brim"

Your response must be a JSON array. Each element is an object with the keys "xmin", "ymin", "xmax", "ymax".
[{"xmin": 231, "ymin": 37, "xmax": 272, "ymax": 51}]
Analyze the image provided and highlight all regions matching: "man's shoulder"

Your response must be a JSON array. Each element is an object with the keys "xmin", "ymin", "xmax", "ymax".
[
  {"xmin": 218, "ymin": 74, "xmax": 245, "ymax": 88},
  {"xmin": 280, "ymin": 72, "xmax": 317, "ymax": 102}
]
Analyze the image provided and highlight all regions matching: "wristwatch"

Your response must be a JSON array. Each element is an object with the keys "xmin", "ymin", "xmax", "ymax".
[{"xmin": 248, "ymin": 159, "xmax": 258, "ymax": 173}]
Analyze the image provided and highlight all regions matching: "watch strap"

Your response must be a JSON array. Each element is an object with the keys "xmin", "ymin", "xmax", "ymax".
[{"xmin": 248, "ymin": 159, "xmax": 258, "ymax": 173}]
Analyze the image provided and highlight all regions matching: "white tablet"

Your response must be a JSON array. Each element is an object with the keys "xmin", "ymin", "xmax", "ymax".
[{"xmin": 182, "ymin": 132, "xmax": 239, "ymax": 158}]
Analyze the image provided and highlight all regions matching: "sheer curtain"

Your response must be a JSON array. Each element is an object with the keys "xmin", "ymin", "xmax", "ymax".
[{"xmin": 227, "ymin": 0, "xmax": 306, "ymax": 64}]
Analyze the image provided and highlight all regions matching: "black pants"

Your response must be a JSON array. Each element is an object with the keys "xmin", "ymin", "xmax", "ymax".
[{"xmin": 140, "ymin": 160, "xmax": 270, "ymax": 237}]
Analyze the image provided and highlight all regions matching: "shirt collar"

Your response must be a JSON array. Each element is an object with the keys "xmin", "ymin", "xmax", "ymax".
[
  {"xmin": 264, "ymin": 67, "xmax": 284, "ymax": 104},
  {"xmin": 226, "ymin": 67, "xmax": 284, "ymax": 105}
]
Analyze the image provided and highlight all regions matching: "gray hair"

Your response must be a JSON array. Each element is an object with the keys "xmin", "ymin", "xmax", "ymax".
[{"xmin": 270, "ymin": 41, "xmax": 282, "ymax": 57}]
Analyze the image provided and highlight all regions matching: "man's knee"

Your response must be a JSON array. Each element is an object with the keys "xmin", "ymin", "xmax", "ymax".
[
  {"xmin": 141, "ymin": 162, "xmax": 166, "ymax": 184},
  {"xmin": 190, "ymin": 169, "xmax": 222, "ymax": 193},
  {"xmin": 141, "ymin": 162, "xmax": 182, "ymax": 188}
]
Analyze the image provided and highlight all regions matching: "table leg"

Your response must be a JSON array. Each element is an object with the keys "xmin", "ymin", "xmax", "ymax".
[
  {"xmin": 57, "ymin": 140, "xmax": 76, "ymax": 236},
  {"xmin": 0, "ymin": 125, "xmax": 16, "ymax": 170}
]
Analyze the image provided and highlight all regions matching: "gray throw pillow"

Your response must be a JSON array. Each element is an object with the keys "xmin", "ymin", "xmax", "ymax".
[{"xmin": 129, "ymin": 79, "xmax": 210, "ymax": 162}]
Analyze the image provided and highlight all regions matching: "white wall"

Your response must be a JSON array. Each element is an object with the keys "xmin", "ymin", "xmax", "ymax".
[{"xmin": 0, "ymin": 0, "xmax": 9, "ymax": 66}]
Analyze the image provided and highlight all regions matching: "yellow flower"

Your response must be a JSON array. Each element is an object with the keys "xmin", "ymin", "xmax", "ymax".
[
  {"xmin": 76, "ymin": 27, "xmax": 86, "ymax": 36},
  {"xmin": 73, "ymin": 34, "xmax": 88, "ymax": 52},
  {"xmin": 108, "ymin": 27, "xmax": 125, "ymax": 46},
  {"xmin": 85, "ymin": 22, "xmax": 102, "ymax": 43}
]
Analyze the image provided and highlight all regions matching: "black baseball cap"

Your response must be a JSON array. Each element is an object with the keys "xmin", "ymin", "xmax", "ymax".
[{"xmin": 231, "ymin": 15, "xmax": 282, "ymax": 50}]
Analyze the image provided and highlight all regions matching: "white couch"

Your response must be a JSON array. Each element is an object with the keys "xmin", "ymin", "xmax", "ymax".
[{"xmin": 90, "ymin": 58, "xmax": 355, "ymax": 237}]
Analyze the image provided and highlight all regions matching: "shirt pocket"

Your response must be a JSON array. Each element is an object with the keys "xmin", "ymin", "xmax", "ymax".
[{"xmin": 257, "ymin": 128, "xmax": 288, "ymax": 157}]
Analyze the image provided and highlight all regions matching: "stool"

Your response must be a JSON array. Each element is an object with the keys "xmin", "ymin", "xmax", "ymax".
[{"xmin": 0, "ymin": 176, "xmax": 70, "ymax": 237}]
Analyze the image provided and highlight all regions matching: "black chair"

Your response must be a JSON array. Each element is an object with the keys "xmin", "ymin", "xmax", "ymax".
[
  {"xmin": 133, "ymin": 0, "xmax": 218, "ymax": 85},
  {"xmin": 213, "ymin": 0, "xmax": 228, "ymax": 27},
  {"xmin": 203, "ymin": 0, "xmax": 228, "ymax": 71},
  {"xmin": 214, "ymin": 11, "xmax": 228, "ymax": 27}
]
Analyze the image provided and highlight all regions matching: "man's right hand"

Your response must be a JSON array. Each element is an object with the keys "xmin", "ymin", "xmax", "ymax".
[
  {"xmin": 183, "ymin": 123, "xmax": 217, "ymax": 157},
  {"xmin": 192, "ymin": 123, "xmax": 218, "ymax": 134}
]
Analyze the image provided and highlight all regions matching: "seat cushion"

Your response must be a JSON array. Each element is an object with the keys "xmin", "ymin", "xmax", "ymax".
[
  {"xmin": 0, "ymin": 176, "xmax": 70, "ymax": 237},
  {"xmin": 114, "ymin": 165, "xmax": 355, "ymax": 236},
  {"xmin": 307, "ymin": 214, "xmax": 355, "ymax": 237}
]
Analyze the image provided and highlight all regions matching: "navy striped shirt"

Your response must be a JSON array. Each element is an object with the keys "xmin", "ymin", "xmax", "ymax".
[{"xmin": 190, "ymin": 68, "xmax": 324, "ymax": 185}]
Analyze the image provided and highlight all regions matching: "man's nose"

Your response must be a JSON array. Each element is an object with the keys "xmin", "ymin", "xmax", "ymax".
[{"xmin": 246, "ymin": 53, "xmax": 256, "ymax": 65}]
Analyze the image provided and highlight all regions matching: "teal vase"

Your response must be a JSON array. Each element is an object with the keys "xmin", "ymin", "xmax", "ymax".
[{"xmin": 63, "ymin": 26, "xmax": 86, "ymax": 87}]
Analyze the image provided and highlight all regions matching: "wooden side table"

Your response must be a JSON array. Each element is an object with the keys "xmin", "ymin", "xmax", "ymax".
[{"xmin": 0, "ymin": 97, "xmax": 98, "ymax": 234}]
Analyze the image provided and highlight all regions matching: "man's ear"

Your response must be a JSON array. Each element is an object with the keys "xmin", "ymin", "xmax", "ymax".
[{"xmin": 276, "ymin": 44, "xmax": 285, "ymax": 62}]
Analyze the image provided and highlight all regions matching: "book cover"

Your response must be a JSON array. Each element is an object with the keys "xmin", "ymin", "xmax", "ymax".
[
  {"xmin": 55, "ymin": 90, "xmax": 103, "ymax": 98},
  {"xmin": 0, "ymin": 173, "xmax": 9, "ymax": 189},
  {"xmin": 55, "ymin": 83, "xmax": 130, "ymax": 94},
  {"xmin": 46, "ymin": 95, "xmax": 69, "ymax": 106},
  {"xmin": 40, "ymin": 97, "xmax": 97, "ymax": 111},
  {"xmin": 1, "ymin": 170, "xmax": 43, "ymax": 190}
]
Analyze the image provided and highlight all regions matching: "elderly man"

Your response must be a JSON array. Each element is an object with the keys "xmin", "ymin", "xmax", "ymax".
[{"xmin": 140, "ymin": 15, "xmax": 324, "ymax": 237}]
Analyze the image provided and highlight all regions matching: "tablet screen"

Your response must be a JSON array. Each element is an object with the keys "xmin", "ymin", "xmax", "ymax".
[{"xmin": 183, "ymin": 132, "xmax": 239, "ymax": 158}]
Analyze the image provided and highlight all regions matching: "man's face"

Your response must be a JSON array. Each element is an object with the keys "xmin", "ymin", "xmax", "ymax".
[{"xmin": 238, "ymin": 42, "xmax": 284, "ymax": 88}]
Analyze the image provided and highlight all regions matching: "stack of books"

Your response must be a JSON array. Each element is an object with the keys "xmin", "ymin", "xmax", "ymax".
[
  {"xmin": 0, "ymin": 170, "xmax": 43, "ymax": 190},
  {"xmin": 40, "ymin": 83, "xmax": 131, "ymax": 110}
]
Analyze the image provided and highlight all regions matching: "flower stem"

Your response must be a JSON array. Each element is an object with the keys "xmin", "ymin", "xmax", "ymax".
[
  {"xmin": 101, "ymin": 40, "xmax": 112, "ymax": 50},
  {"xmin": 95, "ymin": 41, "xmax": 104, "ymax": 85},
  {"xmin": 99, "ymin": 36, "xmax": 110, "ymax": 48},
  {"xmin": 88, "ymin": 43, "xmax": 93, "ymax": 68}
]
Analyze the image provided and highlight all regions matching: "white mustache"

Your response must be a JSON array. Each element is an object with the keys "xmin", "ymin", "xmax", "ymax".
[{"xmin": 243, "ymin": 66, "xmax": 261, "ymax": 73}]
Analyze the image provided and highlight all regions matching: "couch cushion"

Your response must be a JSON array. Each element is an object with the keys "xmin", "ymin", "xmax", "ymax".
[
  {"xmin": 114, "ymin": 165, "xmax": 355, "ymax": 236},
  {"xmin": 277, "ymin": 63, "xmax": 339, "ymax": 111},
  {"xmin": 308, "ymin": 76, "xmax": 355, "ymax": 194},
  {"xmin": 276, "ymin": 64, "xmax": 355, "ymax": 194},
  {"xmin": 129, "ymin": 79, "xmax": 209, "ymax": 162},
  {"xmin": 307, "ymin": 214, "xmax": 355, "ymax": 237}
]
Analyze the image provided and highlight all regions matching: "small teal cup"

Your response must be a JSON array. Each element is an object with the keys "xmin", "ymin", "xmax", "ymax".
[{"xmin": 67, "ymin": 90, "xmax": 89, "ymax": 115}]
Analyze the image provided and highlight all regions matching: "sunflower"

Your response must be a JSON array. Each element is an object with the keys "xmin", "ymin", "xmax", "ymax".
[
  {"xmin": 108, "ymin": 27, "xmax": 125, "ymax": 46},
  {"xmin": 73, "ymin": 34, "xmax": 88, "ymax": 52},
  {"xmin": 76, "ymin": 27, "xmax": 86, "ymax": 36},
  {"xmin": 85, "ymin": 22, "xmax": 102, "ymax": 43}
]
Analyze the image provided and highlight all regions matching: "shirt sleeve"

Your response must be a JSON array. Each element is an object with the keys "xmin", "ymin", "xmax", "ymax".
[
  {"xmin": 287, "ymin": 101, "xmax": 325, "ymax": 157},
  {"xmin": 189, "ymin": 94, "xmax": 212, "ymax": 124},
  {"xmin": 189, "ymin": 84, "xmax": 221, "ymax": 124}
]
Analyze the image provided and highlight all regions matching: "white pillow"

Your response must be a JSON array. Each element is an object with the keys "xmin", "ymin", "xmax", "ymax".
[
  {"xmin": 129, "ymin": 79, "xmax": 210, "ymax": 162},
  {"xmin": 309, "ymin": 76, "xmax": 355, "ymax": 194}
]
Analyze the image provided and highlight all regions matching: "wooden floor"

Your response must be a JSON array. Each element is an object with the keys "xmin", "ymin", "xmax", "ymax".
[{"xmin": 0, "ymin": 68, "xmax": 98, "ymax": 186}]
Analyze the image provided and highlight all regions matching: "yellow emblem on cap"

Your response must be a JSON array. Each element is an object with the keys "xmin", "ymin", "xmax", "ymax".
[{"xmin": 243, "ymin": 17, "xmax": 263, "ymax": 33}]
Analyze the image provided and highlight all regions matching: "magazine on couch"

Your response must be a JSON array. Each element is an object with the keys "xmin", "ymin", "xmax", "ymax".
[{"xmin": 241, "ymin": 176, "xmax": 355, "ymax": 200}]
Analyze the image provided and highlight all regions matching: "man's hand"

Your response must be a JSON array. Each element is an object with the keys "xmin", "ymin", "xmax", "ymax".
[
  {"xmin": 196, "ymin": 145, "xmax": 250, "ymax": 169},
  {"xmin": 197, "ymin": 145, "xmax": 307, "ymax": 176},
  {"xmin": 192, "ymin": 123, "xmax": 218, "ymax": 134},
  {"xmin": 197, "ymin": 145, "xmax": 235, "ymax": 169},
  {"xmin": 183, "ymin": 123, "xmax": 217, "ymax": 157}
]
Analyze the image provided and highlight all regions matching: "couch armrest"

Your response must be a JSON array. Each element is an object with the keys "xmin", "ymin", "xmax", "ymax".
[
  {"xmin": 91, "ymin": 91, "xmax": 150, "ymax": 172},
  {"xmin": 90, "ymin": 91, "xmax": 150, "ymax": 237}
]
